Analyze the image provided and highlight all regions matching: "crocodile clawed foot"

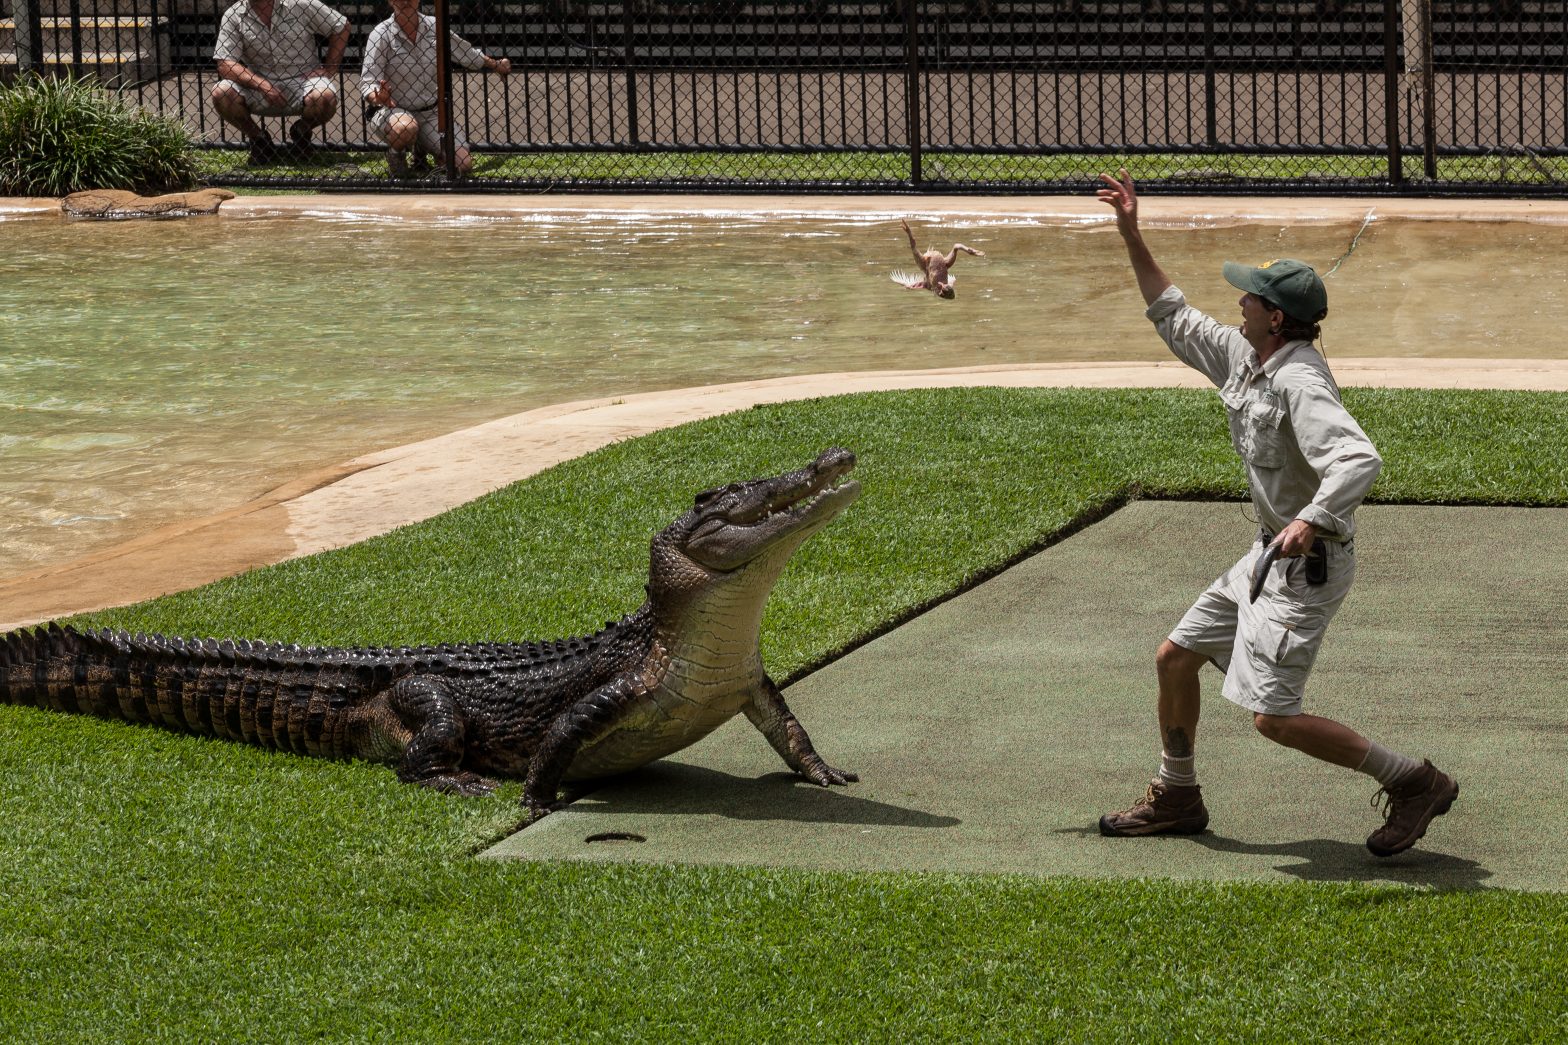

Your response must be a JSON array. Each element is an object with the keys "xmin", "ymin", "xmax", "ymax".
[
  {"xmin": 799, "ymin": 759, "xmax": 858, "ymax": 787},
  {"xmin": 521, "ymin": 797, "xmax": 564, "ymax": 825},
  {"xmin": 418, "ymin": 771, "xmax": 499, "ymax": 797}
]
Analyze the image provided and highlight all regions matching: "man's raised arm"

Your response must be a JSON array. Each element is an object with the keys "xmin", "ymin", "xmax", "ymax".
[
  {"xmin": 1097, "ymin": 168, "xmax": 1173, "ymax": 307},
  {"xmin": 320, "ymin": 21, "xmax": 350, "ymax": 77}
]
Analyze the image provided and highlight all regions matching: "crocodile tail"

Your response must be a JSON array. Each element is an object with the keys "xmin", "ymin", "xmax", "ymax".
[{"xmin": 0, "ymin": 624, "xmax": 385, "ymax": 759}]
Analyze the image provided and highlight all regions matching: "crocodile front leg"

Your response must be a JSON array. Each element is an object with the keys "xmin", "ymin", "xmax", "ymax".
[
  {"xmin": 522, "ymin": 675, "xmax": 645, "ymax": 822},
  {"xmin": 743, "ymin": 675, "xmax": 857, "ymax": 787},
  {"xmin": 388, "ymin": 675, "xmax": 498, "ymax": 796}
]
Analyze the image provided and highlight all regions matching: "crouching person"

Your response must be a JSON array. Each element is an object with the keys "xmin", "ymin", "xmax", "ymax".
[
  {"xmin": 361, "ymin": 0, "xmax": 510, "ymax": 179},
  {"xmin": 211, "ymin": 0, "xmax": 349, "ymax": 164}
]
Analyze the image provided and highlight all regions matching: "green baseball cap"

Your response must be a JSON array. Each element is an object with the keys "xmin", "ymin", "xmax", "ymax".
[{"xmin": 1222, "ymin": 258, "xmax": 1328, "ymax": 323}]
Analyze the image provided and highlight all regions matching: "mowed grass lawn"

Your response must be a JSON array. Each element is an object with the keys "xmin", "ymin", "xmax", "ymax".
[{"xmin": 3, "ymin": 387, "xmax": 1566, "ymax": 1042}]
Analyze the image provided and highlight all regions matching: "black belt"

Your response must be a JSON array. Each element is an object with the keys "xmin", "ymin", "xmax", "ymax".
[
  {"xmin": 1257, "ymin": 528, "xmax": 1340, "ymax": 587},
  {"xmin": 1259, "ymin": 527, "xmax": 1351, "ymax": 551},
  {"xmin": 363, "ymin": 101, "xmax": 437, "ymax": 120}
]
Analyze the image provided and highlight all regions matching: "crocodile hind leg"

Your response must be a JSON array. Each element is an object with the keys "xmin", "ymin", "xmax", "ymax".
[
  {"xmin": 386, "ymin": 675, "xmax": 498, "ymax": 796},
  {"xmin": 743, "ymin": 675, "xmax": 858, "ymax": 787}
]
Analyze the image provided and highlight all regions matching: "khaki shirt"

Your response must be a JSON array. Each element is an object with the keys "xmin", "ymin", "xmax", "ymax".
[
  {"xmin": 1147, "ymin": 285, "xmax": 1382, "ymax": 541},
  {"xmin": 214, "ymin": 0, "xmax": 347, "ymax": 83},
  {"xmin": 361, "ymin": 12, "xmax": 487, "ymax": 113}
]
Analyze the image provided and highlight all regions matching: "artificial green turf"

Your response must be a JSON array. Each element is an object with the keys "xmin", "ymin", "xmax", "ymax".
[{"xmin": 4, "ymin": 386, "xmax": 1566, "ymax": 1041}]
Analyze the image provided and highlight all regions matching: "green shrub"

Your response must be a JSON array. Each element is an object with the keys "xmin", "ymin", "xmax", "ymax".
[{"xmin": 0, "ymin": 74, "xmax": 198, "ymax": 196}]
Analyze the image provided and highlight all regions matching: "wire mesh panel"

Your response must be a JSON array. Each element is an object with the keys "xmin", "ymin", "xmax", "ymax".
[
  {"xmin": 920, "ymin": 0, "xmax": 1403, "ymax": 191},
  {"xmin": 454, "ymin": 2, "xmax": 920, "ymax": 186},
  {"xmin": 5, "ymin": 0, "xmax": 1566, "ymax": 192},
  {"xmin": 1411, "ymin": 0, "xmax": 1568, "ymax": 186}
]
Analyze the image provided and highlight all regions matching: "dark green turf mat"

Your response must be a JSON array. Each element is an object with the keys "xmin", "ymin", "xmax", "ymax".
[{"xmin": 485, "ymin": 502, "xmax": 1566, "ymax": 892}]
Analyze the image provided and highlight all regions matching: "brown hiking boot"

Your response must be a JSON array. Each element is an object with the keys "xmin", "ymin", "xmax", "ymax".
[
  {"xmin": 1099, "ymin": 778, "xmax": 1209, "ymax": 837},
  {"xmin": 1366, "ymin": 760, "xmax": 1458, "ymax": 857}
]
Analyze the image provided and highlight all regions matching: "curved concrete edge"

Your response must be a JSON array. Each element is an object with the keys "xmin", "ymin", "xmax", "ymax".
[
  {"xmin": 7, "ymin": 193, "xmax": 1568, "ymax": 226},
  {"xmin": 212, "ymin": 194, "xmax": 1568, "ymax": 227},
  {"xmin": 3, "ymin": 358, "xmax": 1566, "ymax": 632},
  {"xmin": 0, "ymin": 198, "xmax": 62, "ymax": 218}
]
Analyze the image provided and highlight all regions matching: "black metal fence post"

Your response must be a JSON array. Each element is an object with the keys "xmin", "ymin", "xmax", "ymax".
[
  {"xmin": 904, "ymin": 0, "xmax": 922, "ymax": 187},
  {"xmin": 67, "ymin": 0, "xmax": 85, "ymax": 78},
  {"xmin": 13, "ymin": 0, "xmax": 41, "ymax": 76},
  {"xmin": 1203, "ymin": 0, "xmax": 1217, "ymax": 146},
  {"xmin": 623, "ymin": 0, "xmax": 639, "ymax": 147},
  {"xmin": 1383, "ymin": 0, "xmax": 1403, "ymax": 186},
  {"xmin": 436, "ymin": 0, "xmax": 457, "ymax": 180},
  {"xmin": 1418, "ymin": 0, "xmax": 1437, "ymax": 179}
]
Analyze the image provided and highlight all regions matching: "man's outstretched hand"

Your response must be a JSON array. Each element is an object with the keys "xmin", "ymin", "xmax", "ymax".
[{"xmin": 1097, "ymin": 167, "xmax": 1140, "ymax": 237}]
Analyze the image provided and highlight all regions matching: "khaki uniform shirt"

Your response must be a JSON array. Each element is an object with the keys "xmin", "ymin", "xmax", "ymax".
[
  {"xmin": 1147, "ymin": 285, "xmax": 1382, "ymax": 541},
  {"xmin": 214, "ymin": 0, "xmax": 347, "ymax": 83},
  {"xmin": 361, "ymin": 12, "xmax": 487, "ymax": 113}
]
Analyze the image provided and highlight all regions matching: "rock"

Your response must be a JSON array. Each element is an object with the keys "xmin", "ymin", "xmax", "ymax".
[{"xmin": 60, "ymin": 188, "xmax": 237, "ymax": 221}]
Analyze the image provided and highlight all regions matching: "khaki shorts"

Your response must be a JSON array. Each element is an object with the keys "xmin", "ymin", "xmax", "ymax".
[
  {"xmin": 224, "ymin": 75, "xmax": 337, "ymax": 117},
  {"xmin": 1168, "ymin": 534, "xmax": 1356, "ymax": 716},
  {"xmin": 367, "ymin": 106, "xmax": 469, "ymax": 154}
]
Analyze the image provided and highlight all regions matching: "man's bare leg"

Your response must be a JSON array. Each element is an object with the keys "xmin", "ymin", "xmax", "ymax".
[
  {"xmin": 383, "ymin": 112, "xmax": 420, "ymax": 178},
  {"xmin": 210, "ymin": 82, "xmax": 266, "ymax": 141},
  {"xmin": 1156, "ymin": 638, "xmax": 1204, "ymax": 768},
  {"xmin": 299, "ymin": 83, "xmax": 338, "ymax": 131},
  {"xmin": 1254, "ymin": 707, "xmax": 1458, "ymax": 857},
  {"xmin": 1098, "ymin": 638, "xmax": 1210, "ymax": 836},
  {"xmin": 383, "ymin": 112, "xmax": 419, "ymax": 152},
  {"xmin": 1253, "ymin": 712, "xmax": 1369, "ymax": 768}
]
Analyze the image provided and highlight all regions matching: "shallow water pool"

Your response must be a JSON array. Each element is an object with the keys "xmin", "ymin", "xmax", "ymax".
[{"xmin": 2, "ymin": 212, "xmax": 1564, "ymax": 578}]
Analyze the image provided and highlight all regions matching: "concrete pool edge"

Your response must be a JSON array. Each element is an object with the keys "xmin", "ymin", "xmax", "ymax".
[
  {"xmin": 8, "ymin": 193, "xmax": 1568, "ymax": 225},
  {"xmin": 4, "ymin": 357, "xmax": 1568, "ymax": 632}
]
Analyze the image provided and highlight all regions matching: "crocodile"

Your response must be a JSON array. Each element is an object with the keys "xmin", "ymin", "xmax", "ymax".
[{"xmin": 0, "ymin": 448, "xmax": 861, "ymax": 820}]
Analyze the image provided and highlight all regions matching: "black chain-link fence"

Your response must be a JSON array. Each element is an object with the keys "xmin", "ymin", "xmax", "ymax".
[{"xmin": 5, "ymin": 0, "xmax": 1565, "ymax": 193}]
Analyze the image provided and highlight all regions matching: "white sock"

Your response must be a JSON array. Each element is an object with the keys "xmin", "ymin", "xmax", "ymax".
[
  {"xmin": 1356, "ymin": 740, "xmax": 1423, "ymax": 787},
  {"xmin": 1158, "ymin": 752, "xmax": 1197, "ymax": 787}
]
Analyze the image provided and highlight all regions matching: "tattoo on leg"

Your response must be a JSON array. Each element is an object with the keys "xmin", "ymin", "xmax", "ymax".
[{"xmin": 1164, "ymin": 726, "xmax": 1193, "ymax": 757}]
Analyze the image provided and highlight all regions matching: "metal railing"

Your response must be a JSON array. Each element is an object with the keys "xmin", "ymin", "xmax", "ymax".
[{"xmin": 4, "ymin": 0, "xmax": 1565, "ymax": 193}]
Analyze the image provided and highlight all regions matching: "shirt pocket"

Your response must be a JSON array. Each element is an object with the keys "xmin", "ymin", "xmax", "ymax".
[{"xmin": 1221, "ymin": 389, "xmax": 1287, "ymax": 468}]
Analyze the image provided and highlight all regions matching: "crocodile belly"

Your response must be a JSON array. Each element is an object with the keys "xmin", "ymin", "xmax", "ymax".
[{"xmin": 563, "ymin": 680, "xmax": 754, "ymax": 780}]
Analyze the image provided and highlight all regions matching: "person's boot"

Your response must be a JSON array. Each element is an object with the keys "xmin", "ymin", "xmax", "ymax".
[
  {"xmin": 1099, "ymin": 778, "xmax": 1209, "ymax": 837},
  {"xmin": 287, "ymin": 119, "xmax": 313, "ymax": 159},
  {"xmin": 1366, "ymin": 760, "xmax": 1458, "ymax": 857},
  {"xmin": 247, "ymin": 133, "xmax": 278, "ymax": 165},
  {"xmin": 386, "ymin": 147, "xmax": 409, "ymax": 180}
]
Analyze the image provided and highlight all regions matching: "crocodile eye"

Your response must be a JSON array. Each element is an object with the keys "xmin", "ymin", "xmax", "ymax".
[{"xmin": 695, "ymin": 481, "xmax": 748, "ymax": 509}]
